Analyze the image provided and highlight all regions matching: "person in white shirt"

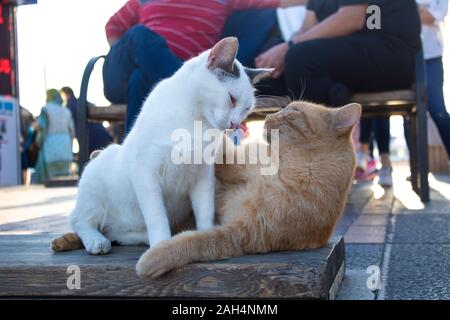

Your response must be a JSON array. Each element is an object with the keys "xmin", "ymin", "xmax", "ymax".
[{"xmin": 417, "ymin": 0, "xmax": 450, "ymax": 158}]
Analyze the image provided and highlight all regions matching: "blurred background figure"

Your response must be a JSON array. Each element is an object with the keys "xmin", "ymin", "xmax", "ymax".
[
  {"xmin": 256, "ymin": 0, "xmax": 421, "ymax": 187},
  {"xmin": 60, "ymin": 87, "xmax": 78, "ymax": 124},
  {"xmin": 417, "ymin": 0, "xmax": 450, "ymax": 160},
  {"xmin": 102, "ymin": 0, "xmax": 295, "ymax": 133},
  {"xmin": 357, "ymin": 118, "xmax": 393, "ymax": 186},
  {"xmin": 60, "ymin": 86, "xmax": 113, "ymax": 157},
  {"xmin": 19, "ymin": 106, "xmax": 37, "ymax": 185},
  {"xmin": 34, "ymin": 89, "xmax": 75, "ymax": 184}
]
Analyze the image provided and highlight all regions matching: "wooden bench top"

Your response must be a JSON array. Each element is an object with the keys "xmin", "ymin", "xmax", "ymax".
[{"xmin": 0, "ymin": 234, "xmax": 344, "ymax": 299}]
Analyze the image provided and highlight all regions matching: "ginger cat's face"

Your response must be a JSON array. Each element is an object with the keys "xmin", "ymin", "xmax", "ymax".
[{"xmin": 264, "ymin": 101, "xmax": 361, "ymax": 148}]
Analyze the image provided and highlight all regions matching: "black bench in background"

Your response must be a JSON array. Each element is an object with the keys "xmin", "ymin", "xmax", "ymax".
[{"xmin": 77, "ymin": 50, "xmax": 429, "ymax": 202}]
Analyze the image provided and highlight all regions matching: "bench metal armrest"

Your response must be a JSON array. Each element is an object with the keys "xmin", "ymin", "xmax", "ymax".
[{"xmin": 77, "ymin": 55, "xmax": 106, "ymax": 174}]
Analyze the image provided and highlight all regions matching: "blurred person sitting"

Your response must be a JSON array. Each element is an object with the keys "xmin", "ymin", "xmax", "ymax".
[
  {"xmin": 417, "ymin": 0, "xmax": 450, "ymax": 159},
  {"xmin": 255, "ymin": 0, "xmax": 421, "ymax": 105},
  {"xmin": 60, "ymin": 87, "xmax": 78, "ymax": 124},
  {"xmin": 34, "ymin": 89, "xmax": 75, "ymax": 184},
  {"xmin": 102, "ymin": 0, "xmax": 303, "ymax": 133},
  {"xmin": 60, "ymin": 86, "xmax": 113, "ymax": 156},
  {"xmin": 255, "ymin": 0, "xmax": 421, "ymax": 185}
]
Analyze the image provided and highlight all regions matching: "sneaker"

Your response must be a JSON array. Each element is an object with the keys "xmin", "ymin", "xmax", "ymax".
[
  {"xmin": 378, "ymin": 167, "xmax": 393, "ymax": 188},
  {"xmin": 355, "ymin": 157, "xmax": 378, "ymax": 180}
]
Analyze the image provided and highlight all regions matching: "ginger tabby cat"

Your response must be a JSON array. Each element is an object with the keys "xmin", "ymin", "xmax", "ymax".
[{"xmin": 52, "ymin": 101, "xmax": 361, "ymax": 279}]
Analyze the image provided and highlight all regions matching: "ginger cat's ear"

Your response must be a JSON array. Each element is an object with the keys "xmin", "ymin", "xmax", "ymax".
[
  {"xmin": 334, "ymin": 103, "xmax": 362, "ymax": 134},
  {"xmin": 208, "ymin": 37, "xmax": 239, "ymax": 74}
]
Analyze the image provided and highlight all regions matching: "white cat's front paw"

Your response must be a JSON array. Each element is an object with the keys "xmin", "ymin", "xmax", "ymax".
[
  {"xmin": 84, "ymin": 237, "xmax": 111, "ymax": 255},
  {"xmin": 148, "ymin": 230, "xmax": 171, "ymax": 247}
]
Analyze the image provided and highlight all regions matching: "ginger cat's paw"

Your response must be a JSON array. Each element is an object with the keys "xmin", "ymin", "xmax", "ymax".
[
  {"xmin": 136, "ymin": 244, "xmax": 182, "ymax": 279},
  {"xmin": 50, "ymin": 232, "xmax": 84, "ymax": 252}
]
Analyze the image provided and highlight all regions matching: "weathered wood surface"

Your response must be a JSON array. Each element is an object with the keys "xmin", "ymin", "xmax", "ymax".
[
  {"xmin": 351, "ymin": 90, "xmax": 415, "ymax": 106},
  {"xmin": 248, "ymin": 91, "xmax": 417, "ymax": 120},
  {"xmin": 86, "ymin": 98, "xmax": 290, "ymax": 123},
  {"xmin": 0, "ymin": 234, "xmax": 344, "ymax": 299},
  {"xmin": 87, "ymin": 104, "xmax": 126, "ymax": 122},
  {"xmin": 0, "ymin": 186, "xmax": 350, "ymax": 299}
]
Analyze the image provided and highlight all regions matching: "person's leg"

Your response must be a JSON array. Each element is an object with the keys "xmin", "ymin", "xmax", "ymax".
[
  {"xmin": 427, "ymin": 57, "xmax": 450, "ymax": 158},
  {"xmin": 373, "ymin": 117, "xmax": 392, "ymax": 168},
  {"xmin": 284, "ymin": 37, "xmax": 359, "ymax": 105},
  {"xmin": 284, "ymin": 35, "xmax": 415, "ymax": 105},
  {"xmin": 127, "ymin": 69, "xmax": 152, "ymax": 132},
  {"xmin": 103, "ymin": 38, "xmax": 135, "ymax": 104},
  {"xmin": 360, "ymin": 119, "xmax": 373, "ymax": 152},
  {"xmin": 103, "ymin": 25, "xmax": 183, "ymax": 131},
  {"xmin": 221, "ymin": 9, "xmax": 278, "ymax": 67},
  {"xmin": 124, "ymin": 25, "xmax": 183, "ymax": 85},
  {"xmin": 373, "ymin": 117, "xmax": 393, "ymax": 187},
  {"xmin": 103, "ymin": 25, "xmax": 182, "ymax": 95},
  {"xmin": 357, "ymin": 119, "xmax": 373, "ymax": 171}
]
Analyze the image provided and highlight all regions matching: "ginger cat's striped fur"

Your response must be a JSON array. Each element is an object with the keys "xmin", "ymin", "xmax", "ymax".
[{"xmin": 52, "ymin": 101, "xmax": 360, "ymax": 279}]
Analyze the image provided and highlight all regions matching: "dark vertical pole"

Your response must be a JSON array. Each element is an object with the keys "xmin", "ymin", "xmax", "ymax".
[
  {"xmin": 77, "ymin": 73, "xmax": 89, "ymax": 176},
  {"xmin": 408, "ymin": 114, "xmax": 419, "ymax": 194},
  {"xmin": 415, "ymin": 48, "xmax": 430, "ymax": 202},
  {"xmin": 10, "ymin": 3, "xmax": 22, "ymax": 184}
]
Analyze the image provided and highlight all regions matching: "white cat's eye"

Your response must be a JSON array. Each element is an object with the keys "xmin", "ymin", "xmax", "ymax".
[{"xmin": 229, "ymin": 93, "xmax": 237, "ymax": 108}]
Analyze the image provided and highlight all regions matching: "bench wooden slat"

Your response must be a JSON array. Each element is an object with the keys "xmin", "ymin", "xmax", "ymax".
[
  {"xmin": 0, "ymin": 234, "xmax": 344, "ymax": 299},
  {"xmin": 84, "ymin": 90, "xmax": 416, "ymax": 123},
  {"xmin": 87, "ymin": 104, "xmax": 126, "ymax": 122},
  {"xmin": 351, "ymin": 90, "xmax": 415, "ymax": 105}
]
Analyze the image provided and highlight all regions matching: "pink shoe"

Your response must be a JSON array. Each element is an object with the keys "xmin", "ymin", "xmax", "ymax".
[{"xmin": 355, "ymin": 158, "xmax": 378, "ymax": 181}]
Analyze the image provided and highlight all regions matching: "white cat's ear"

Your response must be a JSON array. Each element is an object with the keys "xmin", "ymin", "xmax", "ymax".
[
  {"xmin": 244, "ymin": 68, "xmax": 274, "ymax": 84},
  {"xmin": 334, "ymin": 103, "xmax": 362, "ymax": 133},
  {"xmin": 208, "ymin": 37, "xmax": 239, "ymax": 74}
]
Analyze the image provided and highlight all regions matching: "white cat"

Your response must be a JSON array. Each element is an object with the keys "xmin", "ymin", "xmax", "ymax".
[{"xmin": 65, "ymin": 38, "xmax": 272, "ymax": 255}]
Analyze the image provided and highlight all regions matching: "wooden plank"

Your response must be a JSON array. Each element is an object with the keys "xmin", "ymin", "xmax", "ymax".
[
  {"xmin": 0, "ymin": 234, "xmax": 344, "ymax": 299},
  {"xmin": 87, "ymin": 104, "xmax": 126, "ymax": 122},
  {"xmin": 83, "ymin": 91, "xmax": 416, "ymax": 123},
  {"xmin": 351, "ymin": 90, "xmax": 415, "ymax": 105}
]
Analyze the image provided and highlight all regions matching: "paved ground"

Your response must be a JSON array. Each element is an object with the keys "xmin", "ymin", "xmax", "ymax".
[
  {"xmin": 336, "ymin": 167, "xmax": 450, "ymax": 300},
  {"xmin": 0, "ymin": 165, "xmax": 449, "ymax": 299}
]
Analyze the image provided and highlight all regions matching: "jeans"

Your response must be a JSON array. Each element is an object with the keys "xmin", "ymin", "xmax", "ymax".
[
  {"xmin": 360, "ymin": 117, "xmax": 390, "ymax": 155},
  {"xmin": 103, "ymin": 9, "xmax": 278, "ymax": 134},
  {"xmin": 427, "ymin": 57, "xmax": 450, "ymax": 158},
  {"xmin": 103, "ymin": 25, "xmax": 183, "ymax": 132},
  {"xmin": 221, "ymin": 9, "xmax": 278, "ymax": 67}
]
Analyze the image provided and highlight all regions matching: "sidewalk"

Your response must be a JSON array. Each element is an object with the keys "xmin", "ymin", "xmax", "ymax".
[{"xmin": 336, "ymin": 166, "xmax": 450, "ymax": 299}]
